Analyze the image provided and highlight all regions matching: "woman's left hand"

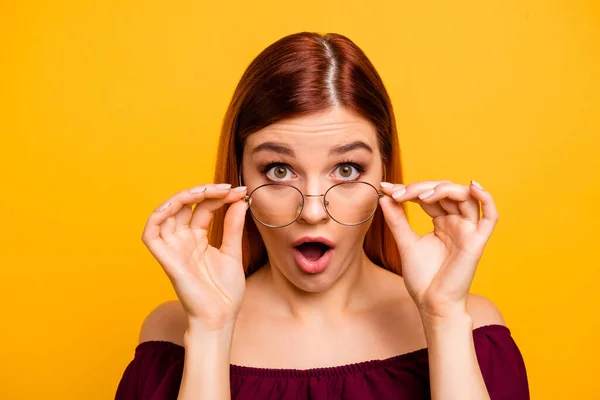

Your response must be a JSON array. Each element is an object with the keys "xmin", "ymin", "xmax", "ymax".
[{"xmin": 378, "ymin": 180, "xmax": 499, "ymax": 321}]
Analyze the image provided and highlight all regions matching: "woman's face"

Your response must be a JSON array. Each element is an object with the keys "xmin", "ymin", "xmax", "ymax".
[{"xmin": 241, "ymin": 107, "xmax": 384, "ymax": 292}]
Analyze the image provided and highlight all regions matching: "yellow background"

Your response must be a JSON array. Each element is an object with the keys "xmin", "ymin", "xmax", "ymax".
[{"xmin": 2, "ymin": 1, "xmax": 598, "ymax": 399}]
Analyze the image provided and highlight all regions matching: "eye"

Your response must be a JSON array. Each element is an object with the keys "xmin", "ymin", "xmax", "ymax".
[
  {"xmin": 265, "ymin": 164, "xmax": 294, "ymax": 181},
  {"xmin": 333, "ymin": 163, "xmax": 363, "ymax": 180}
]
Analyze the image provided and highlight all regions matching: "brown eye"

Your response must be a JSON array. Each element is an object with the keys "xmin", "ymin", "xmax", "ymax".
[
  {"xmin": 338, "ymin": 164, "xmax": 353, "ymax": 178},
  {"xmin": 274, "ymin": 166, "xmax": 287, "ymax": 178},
  {"xmin": 266, "ymin": 165, "xmax": 290, "ymax": 180}
]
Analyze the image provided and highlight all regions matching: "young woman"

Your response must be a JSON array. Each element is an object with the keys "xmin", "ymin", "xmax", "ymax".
[{"xmin": 116, "ymin": 32, "xmax": 529, "ymax": 400}]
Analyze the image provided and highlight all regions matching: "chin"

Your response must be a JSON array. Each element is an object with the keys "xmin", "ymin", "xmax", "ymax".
[{"xmin": 278, "ymin": 252, "xmax": 350, "ymax": 293}]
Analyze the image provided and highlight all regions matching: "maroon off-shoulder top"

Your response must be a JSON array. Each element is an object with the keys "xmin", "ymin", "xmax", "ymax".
[{"xmin": 115, "ymin": 324, "xmax": 529, "ymax": 399}]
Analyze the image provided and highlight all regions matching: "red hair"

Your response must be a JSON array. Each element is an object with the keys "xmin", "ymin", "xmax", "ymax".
[{"xmin": 209, "ymin": 32, "xmax": 405, "ymax": 276}]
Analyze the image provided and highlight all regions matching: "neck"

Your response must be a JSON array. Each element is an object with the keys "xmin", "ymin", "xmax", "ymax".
[{"xmin": 259, "ymin": 250, "xmax": 380, "ymax": 323}]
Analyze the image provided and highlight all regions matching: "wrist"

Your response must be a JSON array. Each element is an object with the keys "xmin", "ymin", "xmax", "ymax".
[
  {"xmin": 419, "ymin": 308, "xmax": 473, "ymax": 334},
  {"xmin": 184, "ymin": 319, "xmax": 236, "ymax": 348}
]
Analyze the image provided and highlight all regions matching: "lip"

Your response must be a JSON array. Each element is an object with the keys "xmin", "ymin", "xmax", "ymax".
[
  {"xmin": 291, "ymin": 236, "xmax": 336, "ymax": 249},
  {"xmin": 293, "ymin": 246, "xmax": 334, "ymax": 274}
]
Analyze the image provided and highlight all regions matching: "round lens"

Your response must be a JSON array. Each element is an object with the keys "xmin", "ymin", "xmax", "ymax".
[
  {"xmin": 247, "ymin": 184, "xmax": 303, "ymax": 227},
  {"xmin": 325, "ymin": 182, "xmax": 380, "ymax": 225}
]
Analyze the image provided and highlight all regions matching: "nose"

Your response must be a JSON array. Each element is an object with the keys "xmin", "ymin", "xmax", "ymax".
[{"xmin": 297, "ymin": 193, "xmax": 329, "ymax": 225}]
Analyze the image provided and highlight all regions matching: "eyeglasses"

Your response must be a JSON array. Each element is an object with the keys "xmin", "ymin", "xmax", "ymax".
[{"xmin": 243, "ymin": 181, "xmax": 384, "ymax": 228}]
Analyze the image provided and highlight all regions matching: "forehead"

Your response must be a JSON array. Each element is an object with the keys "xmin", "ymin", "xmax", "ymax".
[{"xmin": 244, "ymin": 107, "xmax": 379, "ymax": 152}]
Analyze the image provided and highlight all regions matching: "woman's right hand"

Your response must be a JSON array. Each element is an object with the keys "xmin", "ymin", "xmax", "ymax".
[{"xmin": 141, "ymin": 183, "xmax": 249, "ymax": 331}]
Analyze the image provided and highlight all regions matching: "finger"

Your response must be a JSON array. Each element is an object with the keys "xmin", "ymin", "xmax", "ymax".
[
  {"xmin": 172, "ymin": 204, "xmax": 193, "ymax": 231},
  {"xmin": 174, "ymin": 185, "xmax": 207, "ymax": 227},
  {"xmin": 159, "ymin": 184, "xmax": 231, "ymax": 238},
  {"xmin": 220, "ymin": 199, "xmax": 249, "ymax": 263},
  {"xmin": 158, "ymin": 185, "xmax": 210, "ymax": 238},
  {"xmin": 381, "ymin": 180, "xmax": 452, "ymax": 219},
  {"xmin": 469, "ymin": 181, "xmax": 499, "ymax": 237},
  {"xmin": 381, "ymin": 180, "xmax": 453, "ymax": 219},
  {"xmin": 378, "ymin": 195, "xmax": 420, "ymax": 254},
  {"xmin": 417, "ymin": 183, "xmax": 480, "ymax": 223},
  {"xmin": 416, "ymin": 199, "xmax": 448, "ymax": 218},
  {"xmin": 439, "ymin": 198, "xmax": 461, "ymax": 215},
  {"xmin": 190, "ymin": 184, "xmax": 248, "ymax": 230},
  {"xmin": 380, "ymin": 180, "xmax": 453, "ymax": 204},
  {"xmin": 458, "ymin": 197, "xmax": 481, "ymax": 223},
  {"xmin": 141, "ymin": 204, "xmax": 171, "ymax": 262}
]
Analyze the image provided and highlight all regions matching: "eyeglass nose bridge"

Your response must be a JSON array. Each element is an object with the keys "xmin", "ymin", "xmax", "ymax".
[{"xmin": 304, "ymin": 193, "xmax": 329, "ymax": 207}]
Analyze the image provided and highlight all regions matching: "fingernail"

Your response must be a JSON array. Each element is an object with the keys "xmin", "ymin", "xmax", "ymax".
[
  {"xmin": 158, "ymin": 201, "xmax": 171, "ymax": 211},
  {"xmin": 471, "ymin": 180, "xmax": 483, "ymax": 190},
  {"xmin": 189, "ymin": 185, "xmax": 207, "ymax": 194},
  {"xmin": 233, "ymin": 186, "xmax": 247, "ymax": 192},
  {"xmin": 392, "ymin": 188, "xmax": 406, "ymax": 199},
  {"xmin": 216, "ymin": 183, "xmax": 232, "ymax": 190},
  {"xmin": 418, "ymin": 189, "xmax": 435, "ymax": 200},
  {"xmin": 380, "ymin": 182, "xmax": 394, "ymax": 188}
]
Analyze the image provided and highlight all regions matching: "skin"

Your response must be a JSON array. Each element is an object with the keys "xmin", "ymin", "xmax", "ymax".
[{"xmin": 140, "ymin": 107, "xmax": 505, "ymax": 399}]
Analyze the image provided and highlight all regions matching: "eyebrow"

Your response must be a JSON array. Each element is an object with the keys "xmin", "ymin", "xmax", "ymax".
[{"xmin": 251, "ymin": 140, "xmax": 373, "ymax": 157}]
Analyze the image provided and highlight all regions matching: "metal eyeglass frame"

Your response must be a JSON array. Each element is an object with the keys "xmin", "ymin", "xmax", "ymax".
[{"xmin": 239, "ymin": 175, "xmax": 384, "ymax": 228}]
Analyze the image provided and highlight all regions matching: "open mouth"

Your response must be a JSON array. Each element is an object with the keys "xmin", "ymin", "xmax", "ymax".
[
  {"xmin": 294, "ymin": 242, "xmax": 331, "ymax": 261},
  {"xmin": 291, "ymin": 237, "xmax": 335, "ymax": 274}
]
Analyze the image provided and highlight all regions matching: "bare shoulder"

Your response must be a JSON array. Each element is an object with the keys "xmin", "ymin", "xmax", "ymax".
[
  {"xmin": 467, "ymin": 293, "xmax": 506, "ymax": 329},
  {"xmin": 138, "ymin": 300, "xmax": 188, "ymax": 346}
]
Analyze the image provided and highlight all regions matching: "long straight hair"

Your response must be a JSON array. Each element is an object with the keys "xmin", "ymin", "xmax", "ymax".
[{"xmin": 209, "ymin": 32, "xmax": 405, "ymax": 276}]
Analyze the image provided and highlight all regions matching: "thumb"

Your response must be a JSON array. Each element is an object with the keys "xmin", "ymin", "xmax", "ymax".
[
  {"xmin": 379, "ymin": 196, "xmax": 419, "ymax": 254},
  {"xmin": 220, "ymin": 199, "xmax": 248, "ymax": 263}
]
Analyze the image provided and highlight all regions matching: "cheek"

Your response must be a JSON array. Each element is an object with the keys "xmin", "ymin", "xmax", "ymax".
[
  {"xmin": 255, "ymin": 225, "xmax": 288, "ymax": 250},
  {"xmin": 353, "ymin": 221, "xmax": 374, "ymax": 247},
  {"xmin": 334, "ymin": 224, "xmax": 372, "ymax": 251}
]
